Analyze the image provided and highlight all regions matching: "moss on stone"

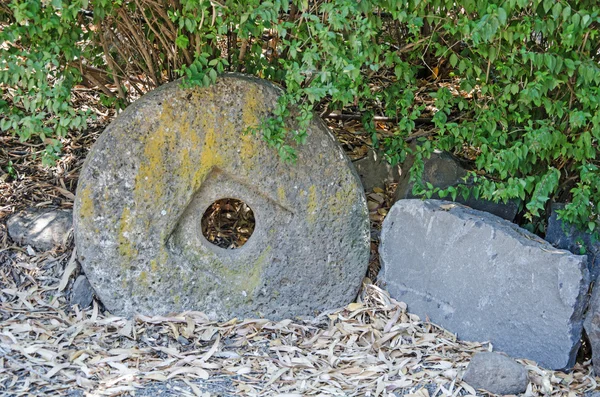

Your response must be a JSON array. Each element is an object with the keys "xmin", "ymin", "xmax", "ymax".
[
  {"xmin": 242, "ymin": 245, "xmax": 271, "ymax": 297},
  {"xmin": 184, "ymin": 244, "xmax": 272, "ymax": 306}
]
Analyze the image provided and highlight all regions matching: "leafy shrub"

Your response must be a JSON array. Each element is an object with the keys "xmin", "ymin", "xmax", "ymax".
[
  {"xmin": 1, "ymin": 0, "xmax": 599, "ymax": 234},
  {"xmin": 0, "ymin": 1, "xmax": 91, "ymax": 164}
]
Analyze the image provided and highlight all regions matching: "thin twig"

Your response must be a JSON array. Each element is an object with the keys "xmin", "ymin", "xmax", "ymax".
[
  {"xmin": 118, "ymin": 8, "xmax": 159, "ymax": 86},
  {"xmin": 81, "ymin": 69, "xmax": 115, "ymax": 98},
  {"xmin": 136, "ymin": 0, "xmax": 177, "ymax": 67},
  {"xmin": 323, "ymin": 112, "xmax": 434, "ymax": 125},
  {"xmin": 98, "ymin": 26, "xmax": 128, "ymax": 100}
]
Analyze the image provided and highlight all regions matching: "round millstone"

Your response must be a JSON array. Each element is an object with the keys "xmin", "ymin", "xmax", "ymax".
[{"xmin": 74, "ymin": 74, "xmax": 369, "ymax": 319}]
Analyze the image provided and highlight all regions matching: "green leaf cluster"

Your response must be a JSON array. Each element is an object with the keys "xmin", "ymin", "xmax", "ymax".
[
  {"xmin": 2, "ymin": 0, "xmax": 600, "ymax": 233},
  {"xmin": 1, "ymin": 0, "xmax": 93, "ymax": 164}
]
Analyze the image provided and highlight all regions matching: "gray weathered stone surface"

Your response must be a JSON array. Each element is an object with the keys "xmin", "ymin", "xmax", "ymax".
[
  {"xmin": 548, "ymin": 204, "xmax": 600, "ymax": 376},
  {"xmin": 7, "ymin": 208, "xmax": 72, "ymax": 251},
  {"xmin": 394, "ymin": 150, "xmax": 519, "ymax": 221},
  {"xmin": 462, "ymin": 352, "xmax": 528, "ymax": 395},
  {"xmin": 585, "ymin": 284, "xmax": 600, "ymax": 377},
  {"xmin": 379, "ymin": 199, "xmax": 590, "ymax": 370},
  {"xmin": 74, "ymin": 74, "xmax": 369, "ymax": 320},
  {"xmin": 352, "ymin": 148, "xmax": 400, "ymax": 191},
  {"xmin": 547, "ymin": 203, "xmax": 600, "ymax": 284},
  {"xmin": 70, "ymin": 275, "xmax": 95, "ymax": 309}
]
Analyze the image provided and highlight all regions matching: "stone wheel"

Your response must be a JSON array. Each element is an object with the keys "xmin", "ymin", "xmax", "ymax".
[{"xmin": 74, "ymin": 74, "xmax": 369, "ymax": 319}]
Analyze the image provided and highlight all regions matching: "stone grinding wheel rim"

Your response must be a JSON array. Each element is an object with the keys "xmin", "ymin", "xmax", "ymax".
[{"xmin": 74, "ymin": 74, "xmax": 370, "ymax": 320}]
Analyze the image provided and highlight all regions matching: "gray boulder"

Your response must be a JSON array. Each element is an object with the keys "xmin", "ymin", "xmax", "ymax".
[
  {"xmin": 70, "ymin": 275, "xmax": 95, "ymax": 309},
  {"xmin": 546, "ymin": 203, "xmax": 600, "ymax": 283},
  {"xmin": 379, "ymin": 199, "xmax": 590, "ymax": 370},
  {"xmin": 584, "ymin": 284, "xmax": 600, "ymax": 377},
  {"xmin": 394, "ymin": 150, "xmax": 518, "ymax": 221},
  {"xmin": 7, "ymin": 208, "xmax": 72, "ymax": 251},
  {"xmin": 462, "ymin": 352, "xmax": 528, "ymax": 395},
  {"xmin": 352, "ymin": 148, "xmax": 400, "ymax": 191},
  {"xmin": 74, "ymin": 74, "xmax": 369, "ymax": 320}
]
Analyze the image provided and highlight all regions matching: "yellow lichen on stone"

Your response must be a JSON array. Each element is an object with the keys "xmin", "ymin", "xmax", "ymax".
[
  {"xmin": 175, "ymin": 109, "xmax": 205, "ymax": 191},
  {"xmin": 328, "ymin": 179, "xmax": 358, "ymax": 217},
  {"xmin": 132, "ymin": 99, "xmax": 220, "ymax": 212},
  {"xmin": 192, "ymin": 124, "xmax": 224, "ymax": 188},
  {"xmin": 130, "ymin": 94, "xmax": 227, "ymax": 253},
  {"xmin": 190, "ymin": 99, "xmax": 224, "ymax": 188},
  {"xmin": 138, "ymin": 271, "xmax": 148, "ymax": 286},
  {"xmin": 277, "ymin": 186, "xmax": 286, "ymax": 204},
  {"xmin": 239, "ymin": 130, "xmax": 256, "ymax": 165},
  {"xmin": 78, "ymin": 186, "xmax": 94, "ymax": 220},
  {"xmin": 134, "ymin": 122, "xmax": 168, "ymax": 206},
  {"xmin": 118, "ymin": 206, "xmax": 138, "ymax": 262},
  {"xmin": 158, "ymin": 247, "xmax": 169, "ymax": 264},
  {"xmin": 147, "ymin": 247, "xmax": 171, "ymax": 280},
  {"xmin": 241, "ymin": 85, "xmax": 263, "ymax": 128},
  {"xmin": 148, "ymin": 246, "xmax": 172, "ymax": 280},
  {"xmin": 238, "ymin": 86, "xmax": 266, "ymax": 167},
  {"xmin": 307, "ymin": 185, "xmax": 318, "ymax": 224}
]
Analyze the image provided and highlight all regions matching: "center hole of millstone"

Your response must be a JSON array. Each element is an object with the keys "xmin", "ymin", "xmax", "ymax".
[{"xmin": 201, "ymin": 198, "xmax": 256, "ymax": 249}]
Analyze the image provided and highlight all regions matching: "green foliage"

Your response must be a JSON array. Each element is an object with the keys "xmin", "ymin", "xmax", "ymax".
[
  {"xmin": 0, "ymin": 0, "xmax": 92, "ymax": 164},
  {"xmin": 411, "ymin": 0, "xmax": 600, "ymax": 234},
  {"xmin": 3, "ymin": 160, "xmax": 16, "ymax": 179},
  {"xmin": 1, "ymin": 0, "xmax": 600, "ymax": 234}
]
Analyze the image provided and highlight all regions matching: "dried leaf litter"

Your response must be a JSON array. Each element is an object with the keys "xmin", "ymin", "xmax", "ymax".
[{"xmin": 0, "ymin": 246, "xmax": 597, "ymax": 396}]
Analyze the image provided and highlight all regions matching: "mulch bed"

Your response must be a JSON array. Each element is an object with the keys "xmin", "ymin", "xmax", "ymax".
[
  {"xmin": 0, "ymin": 86, "xmax": 598, "ymax": 396},
  {"xmin": 1, "ymin": 247, "xmax": 596, "ymax": 396}
]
